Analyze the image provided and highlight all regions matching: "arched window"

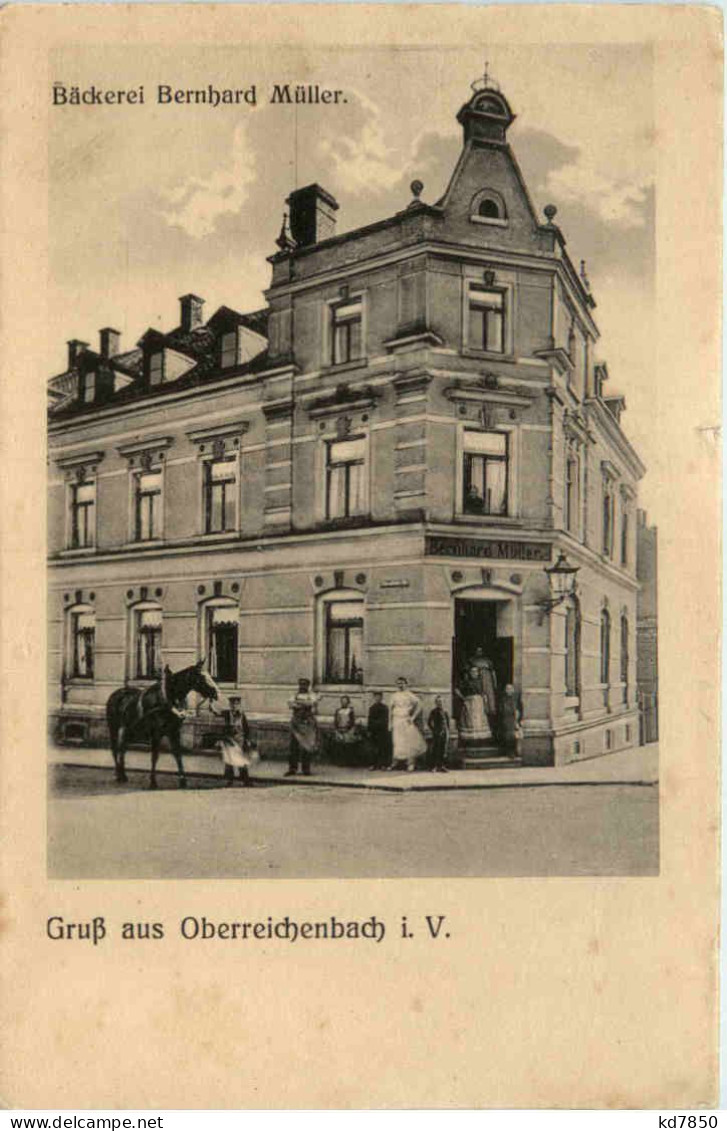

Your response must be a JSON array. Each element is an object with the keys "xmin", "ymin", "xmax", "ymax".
[
  {"xmin": 564, "ymin": 600, "xmax": 580, "ymax": 701},
  {"xmin": 479, "ymin": 198, "xmax": 500, "ymax": 220},
  {"xmin": 131, "ymin": 603, "xmax": 163, "ymax": 680},
  {"xmin": 68, "ymin": 605, "xmax": 95, "ymax": 679},
  {"xmin": 470, "ymin": 189, "xmax": 507, "ymax": 226},
  {"xmin": 600, "ymin": 608, "xmax": 611, "ymax": 706},
  {"xmin": 202, "ymin": 598, "xmax": 239, "ymax": 684},
  {"xmin": 620, "ymin": 614, "xmax": 629, "ymax": 704},
  {"xmin": 319, "ymin": 590, "xmax": 365, "ymax": 685}
]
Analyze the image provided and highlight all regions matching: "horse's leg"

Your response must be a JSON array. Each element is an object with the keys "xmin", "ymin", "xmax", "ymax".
[
  {"xmin": 108, "ymin": 723, "xmax": 120, "ymax": 780},
  {"xmin": 149, "ymin": 726, "xmax": 159, "ymax": 790},
  {"xmin": 171, "ymin": 725, "xmax": 187, "ymax": 789},
  {"xmin": 116, "ymin": 725, "xmax": 128, "ymax": 784}
]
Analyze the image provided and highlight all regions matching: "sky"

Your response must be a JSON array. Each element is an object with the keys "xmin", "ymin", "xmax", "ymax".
[{"xmin": 48, "ymin": 41, "xmax": 656, "ymax": 514}]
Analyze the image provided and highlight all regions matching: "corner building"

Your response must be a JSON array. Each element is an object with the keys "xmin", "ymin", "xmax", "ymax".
[{"xmin": 48, "ymin": 77, "xmax": 645, "ymax": 765}]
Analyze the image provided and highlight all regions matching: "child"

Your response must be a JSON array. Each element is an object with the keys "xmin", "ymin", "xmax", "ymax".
[
  {"xmin": 217, "ymin": 696, "xmax": 258, "ymax": 787},
  {"xmin": 500, "ymin": 684, "xmax": 523, "ymax": 760},
  {"xmin": 367, "ymin": 691, "xmax": 390, "ymax": 770},
  {"xmin": 427, "ymin": 696, "xmax": 451, "ymax": 773}
]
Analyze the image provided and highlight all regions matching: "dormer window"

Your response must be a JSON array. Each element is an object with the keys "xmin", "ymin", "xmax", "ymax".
[
  {"xmin": 149, "ymin": 351, "xmax": 164, "ymax": 387},
  {"xmin": 479, "ymin": 198, "xmax": 501, "ymax": 220},
  {"xmin": 220, "ymin": 330, "xmax": 238, "ymax": 369},
  {"xmin": 470, "ymin": 189, "xmax": 507, "ymax": 227},
  {"xmin": 82, "ymin": 372, "xmax": 96, "ymax": 404}
]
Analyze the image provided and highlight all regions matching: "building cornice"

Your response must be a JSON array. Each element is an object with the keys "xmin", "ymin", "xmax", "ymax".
[
  {"xmin": 185, "ymin": 419, "xmax": 250, "ymax": 444},
  {"xmin": 117, "ymin": 435, "xmax": 174, "ymax": 458},
  {"xmin": 585, "ymin": 397, "xmax": 646, "ymax": 479}
]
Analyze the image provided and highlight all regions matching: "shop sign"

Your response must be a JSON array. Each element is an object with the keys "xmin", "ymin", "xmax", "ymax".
[{"xmin": 425, "ymin": 536, "xmax": 551, "ymax": 562}]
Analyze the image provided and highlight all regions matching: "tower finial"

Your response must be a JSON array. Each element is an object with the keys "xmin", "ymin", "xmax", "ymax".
[{"xmin": 471, "ymin": 58, "xmax": 500, "ymax": 94}]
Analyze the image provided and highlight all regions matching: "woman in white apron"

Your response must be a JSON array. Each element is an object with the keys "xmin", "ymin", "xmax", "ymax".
[{"xmin": 389, "ymin": 677, "xmax": 426, "ymax": 772}]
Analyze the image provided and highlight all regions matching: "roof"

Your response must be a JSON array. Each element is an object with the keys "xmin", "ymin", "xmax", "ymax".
[{"xmin": 48, "ymin": 305, "xmax": 270, "ymax": 420}]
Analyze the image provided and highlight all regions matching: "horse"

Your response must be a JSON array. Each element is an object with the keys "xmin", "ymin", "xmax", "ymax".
[{"xmin": 106, "ymin": 659, "xmax": 220, "ymax": 789}]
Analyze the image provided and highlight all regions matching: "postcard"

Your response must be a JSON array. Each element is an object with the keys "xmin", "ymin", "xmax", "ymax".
[{"xmin": 0, "ymin": 3, "xmax": 721, "ymax": 1109}]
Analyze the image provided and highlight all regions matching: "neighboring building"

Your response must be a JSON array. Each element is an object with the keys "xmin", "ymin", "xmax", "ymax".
[
  {"xmin": 636, "ymin": 509, "xmax": 659, "ymax": 744},
  {"xmin": 47, "ymin": 74, "xmax": 647, "ymax": 765}
]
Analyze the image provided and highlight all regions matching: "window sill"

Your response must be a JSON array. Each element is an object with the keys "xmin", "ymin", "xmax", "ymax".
[
  {"xmin": 321, "ymin": 358, "xmax": 368, "ymax": 377},
  {"xmin": 461, "ymin": 348, "xmax": 513, "ymax": 362},
  {"xmin": 469, "ymin": 216, "xmax": 509, "ymax": 228},
  {"xmin": 199, "ymin": 531, "xmax": 240, "ymax": 542},
  {"xmin": 67, "ymin": 678, "xmax": 95, "ymax": 686},
  {"xmin": 316, "ymin": 684, "xmax": 366, "ymax": 693},
  {"xmin": 122, "ymin": 540, "xmax": 165, "ymax": 550},
  {"xmin": 454, "ymin": 513, "xmax": 522, "ymax": 525},
  {"xmin": 59, "ymin": 547, "xmax": 97, "ymax": 558}
]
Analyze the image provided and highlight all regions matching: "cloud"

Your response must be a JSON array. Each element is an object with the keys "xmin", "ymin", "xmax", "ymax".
[
  {"xmin": 317, "ymin": 92, "xmax": 403, "ymax": 197},
  {"xmin": 513, "ymin": 126, "xmax": 651, "ymax": 231},
  {"xmin": 544, "ymin": 159, "xmax": 651, "ymax": 230},
  {"xmin": 157, "ymin": 123, "xmax": 257, "ymax": 239}
]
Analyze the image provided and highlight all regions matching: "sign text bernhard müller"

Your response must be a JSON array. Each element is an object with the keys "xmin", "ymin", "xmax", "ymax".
[{"xmin": 425, "ymin": 536, "xmax": 552, "ymax": 562}]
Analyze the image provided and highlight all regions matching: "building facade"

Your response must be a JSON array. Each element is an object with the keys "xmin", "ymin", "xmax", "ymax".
[
  {"xmin": 636, "ymin": 509, "xmax": 659, "ymax": 744},
  {"xmin": 48, "ymin": 76, "xmax": 646, "ymax": 765}
]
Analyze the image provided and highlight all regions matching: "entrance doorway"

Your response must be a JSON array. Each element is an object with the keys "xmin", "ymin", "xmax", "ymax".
[{"xmin": 453, "ymin": 599, "xmax": 514, "ymax": 735}]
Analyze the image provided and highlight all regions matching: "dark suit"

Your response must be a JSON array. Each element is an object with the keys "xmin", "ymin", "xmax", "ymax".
[{"xmin": 367, "ymin": 702, "xmax": 390, "ymax": 768}]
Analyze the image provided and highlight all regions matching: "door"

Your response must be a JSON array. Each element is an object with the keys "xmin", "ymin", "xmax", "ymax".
[{"xmin": 453, "ymin": 598, "xmax": 514, "ymax": 724}]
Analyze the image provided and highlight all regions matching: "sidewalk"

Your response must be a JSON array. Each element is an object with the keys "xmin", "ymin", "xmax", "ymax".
[{"xmin": 50, "ymin": 742, "xmax": 659, "ymax": 792}]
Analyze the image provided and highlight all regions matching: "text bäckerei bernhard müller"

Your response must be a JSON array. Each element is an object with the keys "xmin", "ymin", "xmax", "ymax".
[
  {"xmin": 51, "ymin": 83, "xmax": 347, "ymax": 107},
  {"xmin": 46, "ymin": 914, "xmax": 450, "ymax": 944}
]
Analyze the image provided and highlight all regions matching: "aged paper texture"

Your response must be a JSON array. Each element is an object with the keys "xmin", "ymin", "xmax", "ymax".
[{"xmin": 0, "ymin": 2, "xmax": 721, "ymax": 1109}]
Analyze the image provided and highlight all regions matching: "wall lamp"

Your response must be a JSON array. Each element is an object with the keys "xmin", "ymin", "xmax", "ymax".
[{"xmin": 537, "ymin": 552, "xmax": 580, "ymax": 622}]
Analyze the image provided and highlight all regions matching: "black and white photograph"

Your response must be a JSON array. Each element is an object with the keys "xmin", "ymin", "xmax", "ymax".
[
  {"xmin": 0, "ymin": 2, "xmax": 720, "ymax": 1113},
  {"xmin": 45, "ymin": 41, "xmax": 662, "ymax": 880}
]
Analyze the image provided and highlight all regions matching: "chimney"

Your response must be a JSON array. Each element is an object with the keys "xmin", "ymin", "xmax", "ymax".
[
  {"xmin": 67, "ymin": 340, "xmax": 89, "ymax": 368},
  {"xmin": 286, "ymin": 184, "xmax": 339, "ymax": 248},
  {"xmin": 180, "ymin": 294, "xmax": 205, "ymax": 332},
  {"xmin": 99, "ymin": 327, "xmax": 121, "ymax": 359}
]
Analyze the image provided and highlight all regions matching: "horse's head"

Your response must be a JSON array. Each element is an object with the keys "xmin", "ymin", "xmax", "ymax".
[{"xmin": 190, "ymin": 658, "xmax": 220, "ymax": 703}]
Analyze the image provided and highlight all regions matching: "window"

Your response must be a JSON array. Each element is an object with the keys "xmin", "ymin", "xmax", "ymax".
[
  {"xmin": 135, "ymin": 607, "xmax": 162, "ymax": 680},
  {"xmin": 468, "ymin": 286, "xmax": 505, "ymax": 353},
  {"xmin": 82, "ymin": 372, "xmax": 96, "ymax": 404},
  {"xmin": 327, "ymin": 437, "xmax": 366, "ymax": 519},
  {"xmin": 220, "ymin": 330, "xmax": 238, "ymax": 369},
  {"xmin": 149, "ymin": 352, "xmax": 164, "ymax": 387},
  {"xmin": 602, "ymin": 483, "xmax": 614, "ymax": 557},
  {"xmin": 325, "ymin": 599, "xmax": 364, "ymax": 684},
  {"xmin": 463, "ymin": 430, "xmax": 508, "ymax": 516},
  {"xmin": 479, "ymin": 198, "xmax": 501, "ymax": 220},
  {"xmin": 621, "ymin": 509, "xmax": 629, "ymax": 566},
  {"xmin": 620, "ymin": 614, "xmax": 629, "ymax": 704},
  {"xmin": 564, "ymin": 601, "xmax": 580, "ymax": 700},
  {"xmin": 71, "ymin": 480, "xmax": 95, "ymax": 548},
  {"xmin": 331, "ymin": 298, "xmax": 363, "ymax": 366},
  {"xmin": 600, "ymin": 609, "xmax": 611, "ymax": 704},
  {"xmin": 71, "ymin": 609, "xmax": 95, "ymax": 679},
  {"xmin": 204, "ymin": 458, "xmax": 237, "ymax": 534},
  {"xmin": 565, "ymin": 452, "xmax": 579, "ymax": 534},
  {"xmin": 207, "ymin": 604, "xmax": 238, "ymax": 683},
  {"xmin": 567, "ymin": 323, "xmax": 576, "ymax": 361},
  {"xmin": 135, "ymin": 470, "xmax": 162, "ymax": 541}
]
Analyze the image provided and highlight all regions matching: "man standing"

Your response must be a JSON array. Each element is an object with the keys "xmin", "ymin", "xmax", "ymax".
[
  {"xmin": 285, "ymin": 677, "xmax": 320, "ymax": 777},
  {"xmin": 367, "ymin": 691, "xmax": 390, "ymax": 770},
  {"xmin": 427, "ymin": 696, "xmax": 451, "ymax": 773}
]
